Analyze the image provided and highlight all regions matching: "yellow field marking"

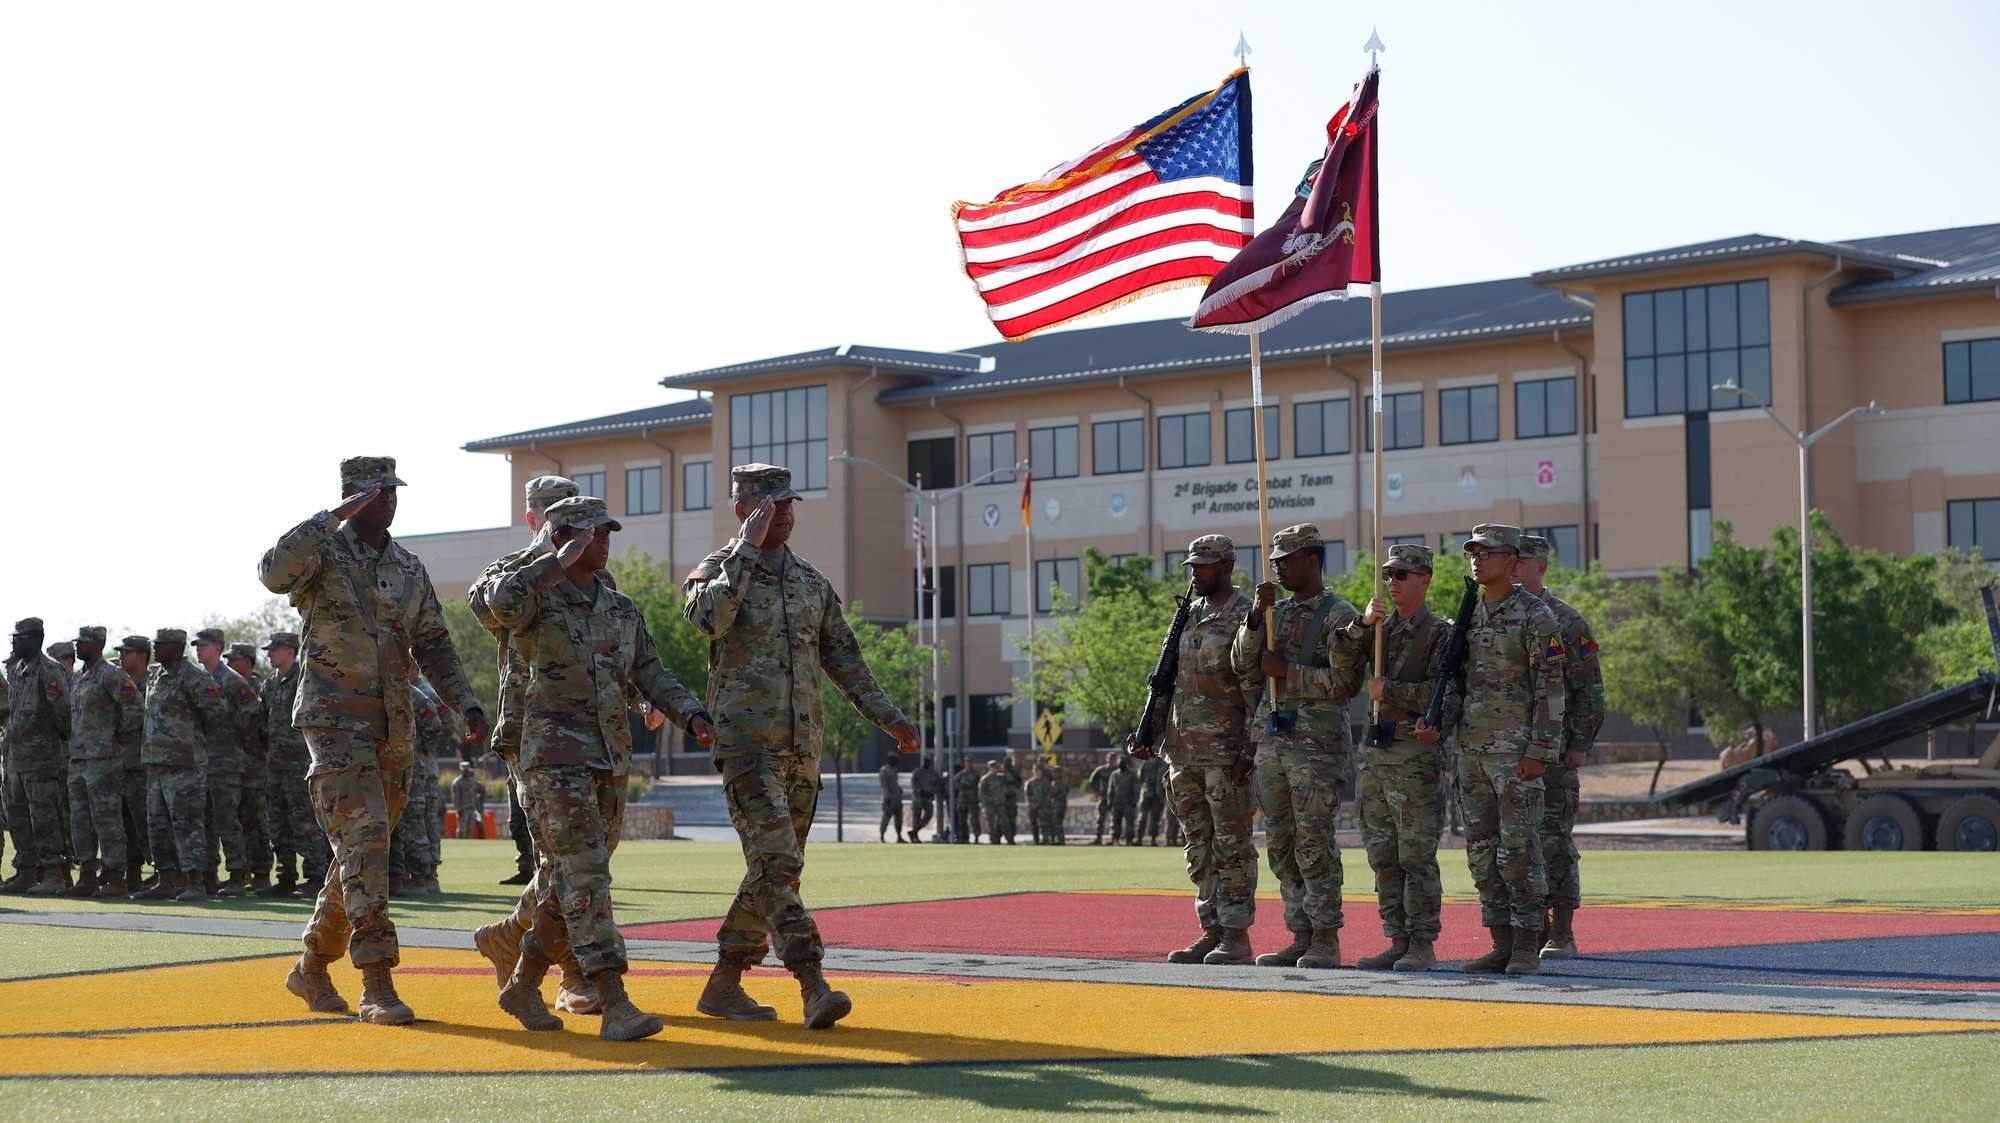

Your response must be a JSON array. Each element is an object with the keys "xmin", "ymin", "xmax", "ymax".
[{"xmin": 0, "ymin": 948, "xmax": 1988, "ymax": 1077}]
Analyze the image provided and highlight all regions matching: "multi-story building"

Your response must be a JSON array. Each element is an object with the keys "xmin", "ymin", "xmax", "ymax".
[{"xmin": 410, "ymin": 221, "xmax": 2000, "ymax": 769}]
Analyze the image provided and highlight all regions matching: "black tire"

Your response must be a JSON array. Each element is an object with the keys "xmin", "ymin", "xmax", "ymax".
[
  {"xmin": 1749, "ymin": 792, "xmax": 1835, "ymax": 851},
  {"xmin": 1936, "ymin": 794, "xmax": 2000, "ymax": 853},
  {"xmin": 1842, "ymin": 792, "xmax": 1928, "ymax": 851}
]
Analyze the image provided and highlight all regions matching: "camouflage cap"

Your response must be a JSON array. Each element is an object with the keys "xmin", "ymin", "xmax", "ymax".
[
  {"xmin": 154, "ymin": 627, "xmax": 188, "ymax": 645},
  {"xmin": 75, "ymin": 625, "xmax": 108, "ymax": 644},
  {"xmin": 1519, "ymin": 534, "xmax": 1552, "ymax": 562},
  {"xmin": 193, "ymin": 627, "xmax": 226, "ymax": 647},
  {"xmin": 116, "ymin": 634, "xmax": 152, "ymax": 656},
  {"xmin": 1179, "ymin": 534, "xmax": 1236, "ymax": 567},
  {"xmin": 47, "ymin": 641, "xmax": 75, "ymax": 660},
  {"xmin": 524, "ymin": 474, "xmax": 580, "ymax": 512},
  {"xmin": 1381, "ymin": 543, "xmax": 1434, "ymax": 574},
  {"xmin": 730, "ymin": 462, "xmax": 802, "ymax": 502},
  {"xmin": 545, "ymin": 495, "xmax": 623, "ymax": 535},
  {"xmin": 226, "ymin": 642, "xmax": 258, "ymax": 662},
  {"xmin": 339, "ymin": 455, "xmax": 407, "ymax": 491},
  {"xmin": 1463, "ymin": 523, "xmax": 1524, "ymax": 554},
  {"xmin": 459, "ymin": 760, "xmax": 475, "ymax": 771},
  {"xmin": 1268, "ymin": 523, "xmax": 1324, "ymax": 561},
  {"xmin": 11, "ymin": 617, "xmax": 44, "ymax": 636},
  {"xmin": 261, "ymin": 631, "xmax": 300, "ymax": 651}
]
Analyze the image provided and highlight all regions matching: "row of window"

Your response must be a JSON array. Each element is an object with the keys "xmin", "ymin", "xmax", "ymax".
[{"xmin": 569, "ymin": 461, "xmax": 714, "ymax": 518}]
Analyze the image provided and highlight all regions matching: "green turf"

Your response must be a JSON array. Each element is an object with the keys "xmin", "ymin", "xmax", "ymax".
[
  {"xmin": 5, "ymin": 1031, "xmax": 1995, "ymax": 1120},
  {"xmin": 0, "ymin": 924, "xmax": 298, "ymax": 980}
]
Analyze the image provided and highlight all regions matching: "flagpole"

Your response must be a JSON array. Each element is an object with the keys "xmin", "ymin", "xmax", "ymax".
[
  {"xmin": 1369, "ymin": 281, "xmax": 1386, "ymax": 731},
  {"xmin": 1022, "ymin": 467, "xmax": 1036, "ymax": 760},
  {"xmin": 1250, "ymin": 329, "xmax": 1277, "ymax": 673}
]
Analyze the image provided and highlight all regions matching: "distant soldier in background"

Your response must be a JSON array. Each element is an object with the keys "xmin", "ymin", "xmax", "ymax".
[
  {"xmin": 950, "ymin": 758, "xmax": 980, "ymax": 844},
  {"xmin": 1086, "ymin": 752, "xmax": 1116, "ymax": 844},
  {"xmin": 1136, "ymin": 756, "xmax": 1168, "ymax": 845},
  {"xmin": 64, "ymin": 626, "xmax": 143, "ymax": 898},
  {"xmin": 192, "ymin": 628, "xmax": 257, "ymax": 898},
  {"xmin": 877, "ymin": 757, "xmax": 904, "ymax": 843},
  {"xmin": 3, "ymin": 618, "xmax": 72, "ymax": 897},
  {"xmin": 1108, "ymin": 757, "xmax": 1139, "ymax": 845},
  {"xmin": 135, "ymin": 628, "xmax": 222, "ymax": 903},
  {"xmin": 1001, "ymin": 756, "xmax": 1023, "ymax": 845},
  {"xmin": 256, "ymin": 632, "xmax": 327, "ymax": 899},
  {"xmin": 1043, "ymin": 765, "xmax": 1069, "ymax": 844},
  {"xmin": 908, "ymin": 756, "xmax": 939, "ymax": 843},
  {"xmin": 978, "ymin": 759, "xmax": 1008, "ymax": 844},
  {"xmin": 225, "ymin": 642, "xmax": 274, "ymax": 893},
  {"xmin": 453, "ymin": 761, "xmax": 485, "ymax": 838},
  {"xmin": 114, "ymin": 636, "xmax": 153, "ymax": 892},
  {"xmin": 47, "ymin": 640, "xmax": 77, "ymax": 682},
  {"xmin": 1025, "ymin": 763, "xmax": 1050, "ymax": 845}
]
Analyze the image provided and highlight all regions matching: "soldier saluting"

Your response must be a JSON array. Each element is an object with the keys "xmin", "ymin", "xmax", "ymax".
[{"xmin": 683, "ymin": 463, "xmax": 920, "ymax": 1030}]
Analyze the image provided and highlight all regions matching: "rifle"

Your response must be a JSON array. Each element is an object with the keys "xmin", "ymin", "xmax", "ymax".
[
  {"xmin": 1129, "ymin": 578, "xmax": 1197, "ymax": 759},
  {"xmin": 1422, "ymin": 576, "xmax": 1481, "ymax": 734}
]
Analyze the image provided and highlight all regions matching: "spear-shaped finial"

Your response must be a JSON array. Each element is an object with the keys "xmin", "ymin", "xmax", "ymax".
[
  {"xmin": 1235, "ymin": 31, "xmax": 1251, "ymax": 68},
  {"xmin": 1363, "ymin": 27, "xmax": 1385, "ymax": 65}
]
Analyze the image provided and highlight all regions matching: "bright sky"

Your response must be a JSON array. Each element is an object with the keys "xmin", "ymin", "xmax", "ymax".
[{"xmin": 5, "ymin": 1, "xmax": 1996, "ymax": 643}]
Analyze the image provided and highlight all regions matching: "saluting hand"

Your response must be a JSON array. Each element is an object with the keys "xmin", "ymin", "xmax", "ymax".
[
  {"xmin": 333, "ymin": 486, "xmax": 382, "ymax": 521},
  {"xmin": 740, "ymin": 496, "xmax": 775, "ymax": 549},
  {"xmin": 529, "ymin": 520, "xmax": 557, "ymax": 557},
  {"xmin": 555, "ymin": 530, "xmax": 591, "ymax": 568}
]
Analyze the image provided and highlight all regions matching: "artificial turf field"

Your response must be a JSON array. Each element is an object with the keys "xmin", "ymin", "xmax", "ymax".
[{"xmin": 3, "ymin": 840, "xmax": 1997, "ymax": 1120}]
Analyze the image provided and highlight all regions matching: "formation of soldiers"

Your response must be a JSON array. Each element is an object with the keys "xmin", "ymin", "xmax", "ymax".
[{"xmin": 1134, "ymin": 523, "xmax": 1603, "ymax": 974}]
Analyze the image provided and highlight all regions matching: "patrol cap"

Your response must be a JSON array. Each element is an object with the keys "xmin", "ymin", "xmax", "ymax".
[
  {"xmin": 193, "ymin": 627, "xmax": 226, "ymax": 647},
  {"xmin": 1268, "ymin": 523, "xmax": 1324, "ymax": 562},
  {"xmin": 1179, "ymin": 534, "xmax": 1236, "ymax": 567},
  {"xmin": 261, "ymin": 631, "xmax": 300, "ymax": 651},
  {"xmin": 154, "ymin": 627, "xmax": 188, "ymax": 645},
  {"xmin": 76, "ymin": 625, "xmax": 108, "ymax": 644},
  {"xmin": 340, "ymin": 455, "xmax": 407, "ymax": 491},
  {"xmin": 11, "ymin": 617, "xmax": 44, "ymax": 637},
  {"xmin": 459, "ymin": 760, "xmax": 475, "ymax": 771},
  {"xmin": 545, "ymin": 495, "xmax": 622, "ymax": 535},
  {"xmin": 730, "ymin": 462, "xmax": 802, "ymax": 502},
  {"xmin": 116, "ymin": 635, "xmax": 152, "ymax": 656},
  {"xmin": 226, "ymin": 642, "xmax": 258, "ymax": 662},
  {"xmin": 1381, "ymin": 543, "xmax": 1434, "ymax": 574},
  {"xmin": 524, "ymin": 475, "xmax": 580, "ymax": 512},
  {"xmin": 1519, "ymin": 534, "xmax": 1552, "ymax": 562},
  {"xmin": 1463, "ymin": 523, "xmax": 1524, "ymax": 554},
  {"xmin": 47, "ymin": 641, "xmax": 75, "ymax": 660}
]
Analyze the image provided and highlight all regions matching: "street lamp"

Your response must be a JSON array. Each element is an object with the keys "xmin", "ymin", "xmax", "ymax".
[{"xmin": 1711, "ymin": 382, "xmax": 1885, "ymax": 740}]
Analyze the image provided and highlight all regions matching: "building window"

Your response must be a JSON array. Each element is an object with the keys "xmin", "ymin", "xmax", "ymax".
[
  {"xmin": 1295, "ymin": 398, "xmax": 1351, "ymax": 458},
  {"xmin": 1157, "ymin": 413, "xmax": 1211, "ymax": 470},
  {"xmin": 1028, "ymin": 425, "xmax": 1079, "ymax": 479},
  {"xmin": 1364, "ymin": 393, "xmax": 1424, "ymax": 450},
  {"xmin": 967, "ymin": 563, "xmax": 1011, "ymax": 616},
  {"xmin": 968, "ymin": 430, "xmax": 1017, "ymax": 484},
  {"xmin": 1524, "ymin": 525, "xmax": 1581, "ymax": 568},
  {"xmin": 1439, "ymin": 385, "xmax": 1500, "ymax": 446},
  {"xmin": 1034, "ymin": 557, "xmax": 1080, "ymax": 613},
  {"xmin": 1092, "ymin": 418, "xmax": 1144, "ymax": 475},
  {"xmin": 1944, "ymin": 338, "xmax": 2000, "ymax": 405},
  {"xmin": 969, "ymin": 693, "xmax": 1013, "ymax": 748},
  {"xmin": 624, "ymin": 466, "xmax": 661, "ymax": 516},
  {"xmin": 1516, "ymin": 377, "xmax": 1578, "ymax": 439},
  {"xmin": 1224, "ymin": 405, "xmax": 1279, "ymax": 464},
  {"xmin": 907, "ymin": 436, "xmax": 956, "ymax": 489},
  {"xmin": 913, "ymin": 565, "xmax": 956, "ymax": 621},
  {"xmin": 1623, "ymin": 280, "xmax": 1770, "ymax": 418},
  {"xmin": 572, "ymin": 470, "xmax": 606, "ymax": 500},
  {"xmin": 729, "ymin": 384, "xmax": 828, "ymax": 491},
  {"xmin": 683, "ymin": 461, "xmax": 711, "ymax": 511},
  {"xmin": 1948, "ymin": 498, "xmax": 2000, "ymax": 557},
  {"xmin": 1230, "ymin": 546, "xmax": 1262, "ymax": 591}
]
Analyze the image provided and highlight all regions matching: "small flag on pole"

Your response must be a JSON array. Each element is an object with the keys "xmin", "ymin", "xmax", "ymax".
[
  {"xmin": 912, "ymin": 512, "xmax": 929, "ymax": 583},
  {"xmin": 953, "ymin": 70, "xmax": 1255, "ymax": 342},
  {"xmin": 1020, "ymin": 470, "xmax": 1033, "ymax": 528}
]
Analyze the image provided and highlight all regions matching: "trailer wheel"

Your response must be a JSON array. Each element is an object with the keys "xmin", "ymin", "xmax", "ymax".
[
  {"xmin": 1749, "ymin": 793, "xmax": 1835, "ymax": 851},
  {"xmin": 1842, "ymin": 793, "xmax": 1927, "ymax": 851},
  {"xmin": 1937, "ymin": 795, "xmax": 2000, "ymax": 853}
]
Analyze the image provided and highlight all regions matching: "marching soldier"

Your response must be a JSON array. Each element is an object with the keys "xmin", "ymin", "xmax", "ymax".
[
  {"xmin": 683, "ymin": 463, "xmax": 920, "ymax": 1029},
  {"xmin": 135, "ymin": 628, "xmax": 222, "ymax": 902},
  {"xmin": 64, "ymin": 627, "xmax": 143, "ymax": 898},
  {"xmin": 3, "ymin": 618, "xmax": 72, "ymax": 897}
]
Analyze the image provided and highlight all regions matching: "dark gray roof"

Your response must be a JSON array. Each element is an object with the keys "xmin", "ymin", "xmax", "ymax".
[
  {"xmin": 658, "ymin": 344, "xmax": 991, "ymax": 390},
  {"xmin": 463, "ymin": 397, "xmax": 711, "ymax": 452},
  {"xmin": 1530, "ymin": 233, "xmax": 1936, "ymax": 284},
  {"xmin": 1830, "ymin": 222, "xmax": 2000, "ymax": 304}
]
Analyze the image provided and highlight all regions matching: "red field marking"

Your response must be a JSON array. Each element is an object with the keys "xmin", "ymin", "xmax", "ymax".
[{"xmin": 623, "ymin": 892, "xmax": 2000, "ymax": 962}]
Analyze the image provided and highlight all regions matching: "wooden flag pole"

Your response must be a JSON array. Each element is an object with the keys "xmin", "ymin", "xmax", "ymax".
[
  {"xmin": 1250, "ymin": 330, "xmax": 1277, "ymax": 672},
  {"xmin": 1369, "ymin": 281, "xmax": 1387, "ymax": 729}
]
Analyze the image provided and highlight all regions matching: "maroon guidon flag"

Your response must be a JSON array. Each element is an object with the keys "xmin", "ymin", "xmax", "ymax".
[{"xmin": 1189, "ymin": 65, "xmax": 1379, "ymax": 334}]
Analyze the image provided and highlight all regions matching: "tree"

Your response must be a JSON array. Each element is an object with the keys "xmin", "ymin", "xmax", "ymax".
[
  {"xmin": 819, "ymin": 601, "xmax": 934, "ymax": 770},
  {"xmin": 1016, "ymin": 549, "xmax": 1177, "ymax": 742},
  {"xmin": 1916, "ymin": 548, "xmax": 1999, "ymax": 689},
  {"xmin": 440, "ymin": 598, "xmax": 500, "ymax": 721},
  {"xmin": 1332, "ymin": 547, "xmax": 1477, "ymax": 620},
  {"xmin": 606, "ymin": 551, "xmax": 709, "ymax": 702},
  {"xmin": 200, "ymin": 597, "xmax": 301, "ymax": 670}
]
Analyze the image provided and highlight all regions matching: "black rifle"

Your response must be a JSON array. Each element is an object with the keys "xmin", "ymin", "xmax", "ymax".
[
  {"xmin": 1130, "ymin": 578, "xmax": 1197, "ymax": 758},
  {"xmin": 1422, "ymin": 576, "xmax": 1481, "ymax": 733}
]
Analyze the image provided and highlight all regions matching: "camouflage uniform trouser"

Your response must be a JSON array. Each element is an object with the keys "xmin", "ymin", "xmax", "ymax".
[
  {"xmin": 1539, "ymin": 761, "xmax": 1581, "ymax": 910},
  {"xmin": 301, "ymin": 731, "xmax": 413, "ymax": 968},
  {"xmin": 1111, "ymin": 800, "xmax": 1138, "ymax": 842},
  {"xmin": 429, "ymin": 771, "xmax": 445, "ymax": 869},
  {"xmin": 878, "ymin": 797, "xmax": 902, "ymax": 839},
  {"xmin": 718, "ymin": 752, "xmax": 822, "ymax": 968},
  {"xmin": 389, "ymin": 758, "xmax": 434, "ymax": 878},
  {"xmin": 1166, "ymin": 804, "xmax": 1183, "ymax": 845},
  {"xmin": 206, "ymin": 771, "xmax": 245, "ymax": 875},
  {"xmin": 67, "ymin": 757, "xmax": 127, "ymax": 876},
  {"xmin": 1039, "ymin": 802, "xmax": 1066, "ymax": 844},
  {"xmin": 7, "ymin": 766, "xmax": 69, "ymax": 871},
  {"xmin": 455, "ymin": 803, "xmax": 481, "ymax": 838},
  {"xmin": 121, "ymin": 768, "xmax": 149, "ymax": 870},
  {"xmin": 146, "ymin": 765, "xmax": 208, "ymax": 874},
  {"xmin": 1458, "ymin": 752, "xmax": 1546, "ymax": 930},
  {"xmin": 1256, "ymin": 740, "xmax": 1347, "ymax": 935},
  {"xmin": 499, "ymin": 752, "xmax": 557, "ymax": 938},
  {"xmin": 1137, "ymin": 797, "xmax": 1165, "ymax": 843},
  {"xmin": 953, "ymin": 796, "xmax": 979, "ymax": 844},
  {"xmin": 1168, "ymin": 763, "xmax": 1258, "ymax": 931},
  {"xmin": 240, "ymin": 781, "xmax": 270, "ymax": 879},
  {"xmin": 266, "ymin": 759, "xmax": 329, "ymax": 883},
  {"xmin": 518, "ymin": 765, "xmax": 628, "ymax": 977},
  {"xmin": 908, "ymin": 792, "xmax": 933, "ymax": 837},
  {"xmin": 1093, "ymin": 800, "xmax": 1112, "ymax": 841},
  {"xmin": 981, "ymin": 797, "xmax": 1006, "ymax": 842},
  {"xmin": 1356, "ymin": 742, "xmax": 1445, "ymax": 941},
  {"xmin": 1002, "ymin": 797, "xmax": 1018, "ymax": 842}
]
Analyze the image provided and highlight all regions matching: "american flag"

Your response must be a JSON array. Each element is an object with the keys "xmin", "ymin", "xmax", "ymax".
[
  {"xmin": 953, "ymin": 69, "xmax": 1254, "ymax": 342},
  {"xmin": 912, "ymin": 512, "xmax": 929, "ymax": 583}
]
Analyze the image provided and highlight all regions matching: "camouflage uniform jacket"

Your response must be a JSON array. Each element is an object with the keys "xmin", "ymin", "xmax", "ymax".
[
  {"xmin": 258, "ymin": 511, "xmax": 480, "ymax": 739},
  {"xmin": 1109, "ymin": 766, "xmax": 1140, "ymax": 808},
  {"xmin": 877, "ymin": 763, "xmax": 902, "ymax": 801},
  {"xmin": 1138, "ymin": 757, "xmax": 1167, "ymax": 805},
  {"xmin": 1086, "ymin": 763, "xmax": 1114, "ymax": 804},
  {"xmin": 1232, "ymin": 589, "xmax": 1366, "ymax": 748},
  {"xmin": 1025, "ymin": 775, "xmax": 1050, "ymax": 812},
  {"xmin": 1166, "ymin": 589, "xmax": 1263, "ymax": 768},
  {"xmin": 260, "ymin": 664, "xmax": 309, "ymax": 768},
  {"xmin": 977, "ymin": 770, "xmax": 1008, "ymax": 804},
  {"xmin": 466, "ymin": 540, "xmax": 541, "ymax": 760},
  {"xmin": 142, "ymin": 659, "xmax": 225, "ymax": 768},
  {"xmin": 203, "ymin": 662, "xmax": 260, "ymax": 777},
  {"xmin": 4, "ymin": 653, "xmax": 71, "ymax": 775},
  {"xmin": 682, "ymin": 540, "xmax": 903, "ymax": 764},
  {"xmin": 1345, "ymin": 605, "xmax": 1460, "ymax": 740},
  {"xmin": 950, "ymin": 768, "xmax": 979, "ymax": 805},
  {"xmin": 69, "ymin": 659, "xmax": 142, "ymax": 762},
  {"xmin": 1541, "ymin": 591, "xmax": 1606, "ymax": 758},
  {"xmin": 1442, "ymin": 585, "xmax": 1567, "ymax": 763},
  {"xmin": 911, "ymin": 764, "xmax": 940, "ymax": 801},
  {"xmin": 493, "ymin": 554, "xmax": 705, "ymax": 775},
  {"xmin": 411, "ymin": 678, "xmax": 455, "ymax": 763}
]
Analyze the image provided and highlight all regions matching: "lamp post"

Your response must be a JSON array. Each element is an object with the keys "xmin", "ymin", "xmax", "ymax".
[{"xmin": 1711, "ymin": 382, "xmax": 1884, "ymax": 740}]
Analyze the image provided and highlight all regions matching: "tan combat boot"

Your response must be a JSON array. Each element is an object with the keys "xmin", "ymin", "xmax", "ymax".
[
  {"xmin": 1296, "ymin": 928, "xmax": 1343, "ymax": 969},
  {"xmin": 1540, "ymin": 907, "xmax": 1577, "ymax": 959},
  {"xmin": 93, "ymin": 869, "xmax": 130, "ymax": 898},
  {"xmin": 1463, "ymin": 926, "xmax": 1513, "ymax": 974},
  {"xmin": 1167, "ymin": 927, "xmax": 1222, "ymax": 964},
  {"xmin": 472, "ymin": 920, "xmax": 524, "ymax": 989},
  {"xmin": 795, "ymin": 963, "xmax": 852, "ymax": 1030},
  {"xmin": 247, "ymin": 870, "xmax": 272, "ymax": 893},
  {"xmin": 63, "ymin": 868, "xmax": 101, "ymax": 898},
  {"xmin": 1256, "ymin": 928, "xmax": 1311, "ymax": 967},
  {"xmin": 176, "ymin": 874, "xmax": 209, "ymax": 902},
  {"xmin": 1393, "ymin": 936, "xmax": 1436, "ymax": 972},
  {"xmin": 1202, "ymin": 927, "xmax": 1254, "ymax": 965},
  {"xmin": 592, "ymin": 971, "xmax": 663, "ymax": 1041},
  {"xmin": 1505, "ymin": 927, "xmax": 1543, "ymax": 976},
  {"xmin": 217, "ymin": 871, "xmax": 249, "ymax": 898},
  {"xmin": 498, "ymin": 943, "xmax": 563, "ymax": 1032},
  {"xmin": 697, "ymin": 959, "xmax": 778, "ymax": 1021},
  {"xmin": 134, "ymin": 869, "xmax": 181, "ymax": 900},
  {"xmin": 25, "ymin": 867, "xmax": 71, "ymax": 897},
  {"xmin": 285, "ymin": 952, "xmax": 351, "ymax": 1014},
  {"xmin": 556, "ymin": 952, "xmax": 602, "ymax": 1015},
  {"xmin": 357, "ymin": 962, "xmax": 416, "ymax": 1025},
  {"xmin": 1355, "ymin": 939, "xmax": 1409, "ymax": 970},
  {"xmin": 0, "ymin": 866, "xmax": 35, "ymax": 895}
]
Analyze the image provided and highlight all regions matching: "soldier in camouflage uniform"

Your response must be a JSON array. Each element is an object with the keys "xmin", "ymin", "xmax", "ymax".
[
  {"xmin": 114, "ymin": 636, "xmax": 153, "ymax": 890},
  {"xmin": 1136, "ymin": 756, "xmax": 1167, "ymax": 845},
  {"xmin": 950, "ymin": 758, "xmax": 980, "ymax": 844},
  {"xmin": 489, "ymin": 495, "xmax": 712, "ymax": 1040},
  {"xmin": 908, "ymin": 757, "xmax": 938, "ymax": 842},
  {"xmin": 683, "ymin": 463, "xmax": 921, "ymax": 1029},
  {"xmin": 1108, "ymin": 758, "xmax": 1140, "ymax": 844},
  {"xmin": 452, "ymin": 762, "xmax": 485, "ymax": 837},
  {"xmin": 876, "ymin": 758, "xmax": 904, "ymax": 843},
  {"xmin": 1437, "ymin": 524, "xmax": 1567, "ymax": 977},
  {"xmin": 1085, "ymin": 753, "xmax": 1115, "ymax": 844},
  {"xmin": 64, "ymin": 627, "xmax": 143, "ymax": 898},
  {"xmin": 3, "ymin": 618, "xmax": 73, "ymax": 897},
  {"xmin": 135, "ymin": 629, "xmax": 223, "ymax": 902},
  {"xmin": 225, "ymin": 642, "xmax": 274, "ymax": 892},
  {"xmin": 1001, "ymin": 756, "xmax": 1023, "ymax": 844},
  {"xmin": 1025, "ymin": 763, "xmax": 1050, "ymax": 845},
  {"xmin": 1346, "ymin": 544, "xmax": 1456, "ymax": 972},
  {"xmin": 256, "ymin": 632, "xmax": 327, "ymax": 898},
  {"xmin": 1133, "ymin": 535, "xmax": 1262, "ymax": 964},
  {"xmin": 978, "ymin": 759, "xmax": 1008, "ymax": 844},
  {"xmin": 1043, "ymin": 765, "xmax": 1070, "ymax": 844},
  {"xmin": 1234, "ymin": 524, "xmax": 1367, "ymax": 969},
  {"xmin": 259, "ymin": 455, "xmax": 489, "ymax": 1026},
  {"xmin": 1514, "ymin": 535, "xmax": 1606, "ymax": 960},
  {"xmin": 192, "ymin": 628, "xmax": 258, "ymax": 897}
]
